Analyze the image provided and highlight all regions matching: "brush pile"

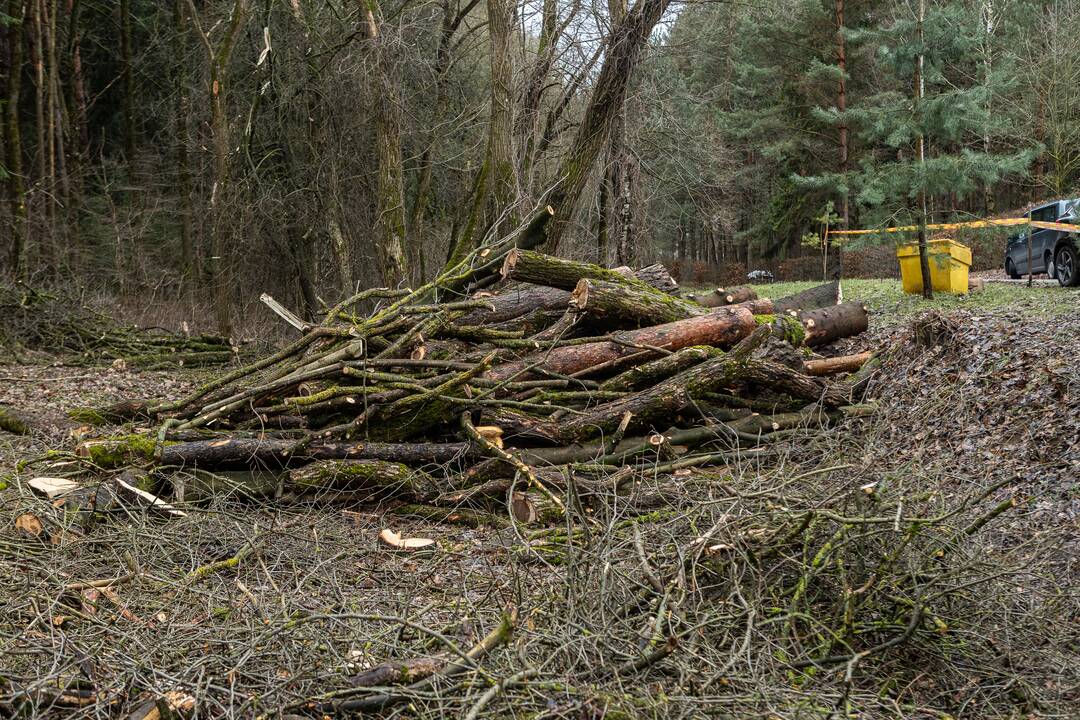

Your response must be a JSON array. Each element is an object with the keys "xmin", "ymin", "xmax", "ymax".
[
  {"xmin": 0, "ymin": 282, "xmax": 234, "ymax": 367},
  {"xmin": 70, "ymin": 250, "xmax": 874, "ymax": 523}
]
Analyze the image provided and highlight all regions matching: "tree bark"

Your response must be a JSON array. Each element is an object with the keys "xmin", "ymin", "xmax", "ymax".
[
  {"xmin": 445, "ymin": 0, "xmax": 517, "ymax": 267},
  {"xmin": 186, "ymin": 0, "xmax": 250, "ymax": 336},
  {"xmin": 458, "ymin": 263, "xmax": 676, "ymax": 326},
  {"xmin": 289, "ymin": 459, "xmax": 440, "ymax": 499},
  {"xmin": 803, "ymin": 351, "xmax": 872, "ymax": 376}
]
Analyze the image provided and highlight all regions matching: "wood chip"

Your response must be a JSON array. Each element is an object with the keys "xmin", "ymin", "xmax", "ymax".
[
  {"xmin": 378, "ymin": 528, "xmax": 435, "ymax": 551},
  {"xmin": 28, "ymin": 476, "xmax": 80, "ymax": 499}
]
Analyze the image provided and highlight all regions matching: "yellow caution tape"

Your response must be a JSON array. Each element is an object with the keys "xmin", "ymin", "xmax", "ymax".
[{"xmin": 831, "ymin": 217, "xmax": 1029, "ymax": 236}]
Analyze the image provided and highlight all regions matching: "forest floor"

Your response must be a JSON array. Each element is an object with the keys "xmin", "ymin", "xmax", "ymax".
[{"xmin": 1, "ymin": 279, "xmax": 1077, "ymax": 719}]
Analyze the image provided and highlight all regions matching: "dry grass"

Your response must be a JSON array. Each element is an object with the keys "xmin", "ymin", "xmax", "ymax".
[{"xmin": 1, "ymin": 287, "xmax": 1077, "ymax": 719}]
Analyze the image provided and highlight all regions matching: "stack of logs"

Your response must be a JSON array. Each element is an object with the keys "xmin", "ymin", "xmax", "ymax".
[{"xmin": 71, "ymin": 251, "xmax": 873, "ymax": 526}]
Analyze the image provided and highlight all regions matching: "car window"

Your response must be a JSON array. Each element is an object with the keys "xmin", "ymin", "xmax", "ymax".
[{"xmin": 1033, "ymin": 204, "xmax": 1058, "ymax": 223}]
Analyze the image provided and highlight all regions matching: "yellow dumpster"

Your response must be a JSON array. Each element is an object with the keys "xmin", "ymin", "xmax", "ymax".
[{"xmin": 896, "ymin": 238, "xmax": 972, "ymax": 295}]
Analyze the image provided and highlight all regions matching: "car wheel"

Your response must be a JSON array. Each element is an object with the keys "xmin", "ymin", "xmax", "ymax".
[
  {"xmin": 1055, "ymin": 244, "xmax": 1079, "ymax": 287},
  {"xmin": 1046, "ymin": 252, "xmax": 1055, "ymax": 279},
  {"xmin": 1005, "ymin": 258, "xmax": 1020, "ymax": 280}
]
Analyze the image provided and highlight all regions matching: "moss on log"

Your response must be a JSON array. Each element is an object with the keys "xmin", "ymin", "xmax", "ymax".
[
  {"xmin": 288, "ymin": 459, "xmax": 440, "ymax": 500},
  {"xmin": 75, "ymin": 434, "xmax": 173, "ymax": 468}
]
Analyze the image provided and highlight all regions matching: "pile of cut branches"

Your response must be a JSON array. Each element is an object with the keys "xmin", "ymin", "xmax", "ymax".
[
  {"xmin": 0, "ymin": 282, "xmax": 234, "ymax": 367},
  {"xmin": 68, "ymin": 249, "xmax": 873, "ymax": 524}
]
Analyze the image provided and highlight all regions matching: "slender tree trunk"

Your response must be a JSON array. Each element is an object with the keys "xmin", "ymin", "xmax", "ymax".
[
  {"xmin": 30, "ymin": 0, "xmax": 49, "ymax": 257},
  {"xmin": 360, "ymin": 0, "xmax": 408, "ymax": 286},
  {"xmin": 515, "ymin": 0, "xmax": 557, "ymax": 191},
  {"xmin": 914, "ymin": 0, "xmax": 931, "ymax": 299},
  {"xmin": 834, "ymin": 0, "xmax": 847, "ymax": 280},
  {"xmin": 186, "ymin": 0, "xmax": 249, "ymax": 335},
  {"xmin": 120, "ymin": 0, "xmax": 137, "ymax": 181},
  {"xmin": 174, "ymin": 0, "xmax": 195, "ymax": 285},
  {"xmin": 606, "ymin": 0, "xmax": 638, "ymax": 268},
  {"xmin": 4, "ymin": 0, "xmax": 28, "ymax": 276},
  {"xmin": 445, "ymin": 0, "xmax": 517, "ymax": 267}
]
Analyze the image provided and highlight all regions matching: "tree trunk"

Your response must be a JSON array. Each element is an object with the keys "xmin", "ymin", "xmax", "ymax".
[
  {"xmin": 3, "ymin": 0, "xmax": 27, "ymax": 276},
  {"xmin": 522, "ymin": 0, "xmax": 673, "ymax": 254},
  {"xmin": 159, "ymin": 437, "xmax": 475, "ymax": 469},
  {"xmin": 174, "ymin": 0, "xmax": 195, "ymax": 285},
  {"xmin": 445, "ymin": 0, "xmax": 517, "ymax": 267},
  {"xmin": 120, "ymin": 0, "xmax": 137, "ymax": 181},
  {"xmin": 689, "ymin": 286, "xmax": 758, "ymax": 308},
  {"xmin": 361, "ymin": 0, "xmax": 408, "ymax": 286}
]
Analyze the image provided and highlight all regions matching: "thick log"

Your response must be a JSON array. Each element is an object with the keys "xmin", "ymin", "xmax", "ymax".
[
  {"xmin": 158, "ymin": 437, "xmax": 474, "ymax": 470},
  {"xmin": 502, "ymin": 249, "xmax": 661, "ymax": 292},
  {"xmin": 1, "ymin": 405, "xmax": 78, "ymax": 434},
  {"xmin": 798, "ymin": 302, "xmax": 869, "ymax": 347},
  {"xmin": 773, "ymin": 281, "xmax": 842, "ymax": 315},
  {"xmin": 288, "ymin": 459, "xmax": 440, "ymax": 500},
  {"xmin": 458, "ymin": 264, "xmax": 677, "ymax": 327},
  {"xmin": 487, "ymin": 305, "xmax": 758, "ymax": 382},
  {"xmin": 803, "ymin": 351, "xmax": 873, "ymax": 376},
  {"xmin": 509, "ymin": 491, "xmax": 564, "ymax": 525},
  {"xmin": 571, "ymin": 278, "xmax": 702, "ymax": 326},
  {"xmin": 689, "ymin": 286, "xmax": 758, "ymax": 308}
]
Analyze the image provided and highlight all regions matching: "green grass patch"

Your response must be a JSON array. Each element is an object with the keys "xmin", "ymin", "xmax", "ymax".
[{"xmin": 728, "ymin": 278, "xmax": 1079, "ymax": 324}]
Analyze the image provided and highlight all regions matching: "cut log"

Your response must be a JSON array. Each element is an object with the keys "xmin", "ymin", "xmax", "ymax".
[
  {"xmin": 487, "ymin": 305, "xmax": 758, "ymax": 382},
  {"xmin": 803, "ymin": 351, "xmax": 873, "ymax": 376},
  {"xmin": 458, "ymin": 264, "xmax": 679, "ymax": 327},
  {"xmin": 773, "ymin": 281, "xmax": 842, "ymax": 315},
  {"xmin": 170, "ymin": 469, "xmax": 283, "ymax": 502},
  {"xmin": 158, "ymin": 437, "xmax": 474, "ymax": 470},
  {"xmin": 288, "ymin": 459, "xmax": 440, "ymax": 500},
  {"xmin": 632, "ymin": 263, "xmax": 679, "ymax": 294},
  {"xmin": 570, "ymin": 278, "xmax": 702, "ymax": 326},
  {"xmin": 509, "ymin": 491, "xmax": 564, "ymax": 525},
  {"xmin": 798, "ymin": 302, "xmax": 869, "ymax": 347},
  {"xmin": 502, "ymin": 249, "xmax": 664, "ymax": 292},
  {"xmin": 76, "ymin": 435, "xmax": 163, "ymax": 468},
  {"xmin": 689, "ymin": 286, "xmax": 758, "ymax": 308}
]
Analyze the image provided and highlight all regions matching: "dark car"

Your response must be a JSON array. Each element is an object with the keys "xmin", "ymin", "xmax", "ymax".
[{"xmin": 1005, "ymin": 199, "xmax": 1079, "ymax": 286}]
